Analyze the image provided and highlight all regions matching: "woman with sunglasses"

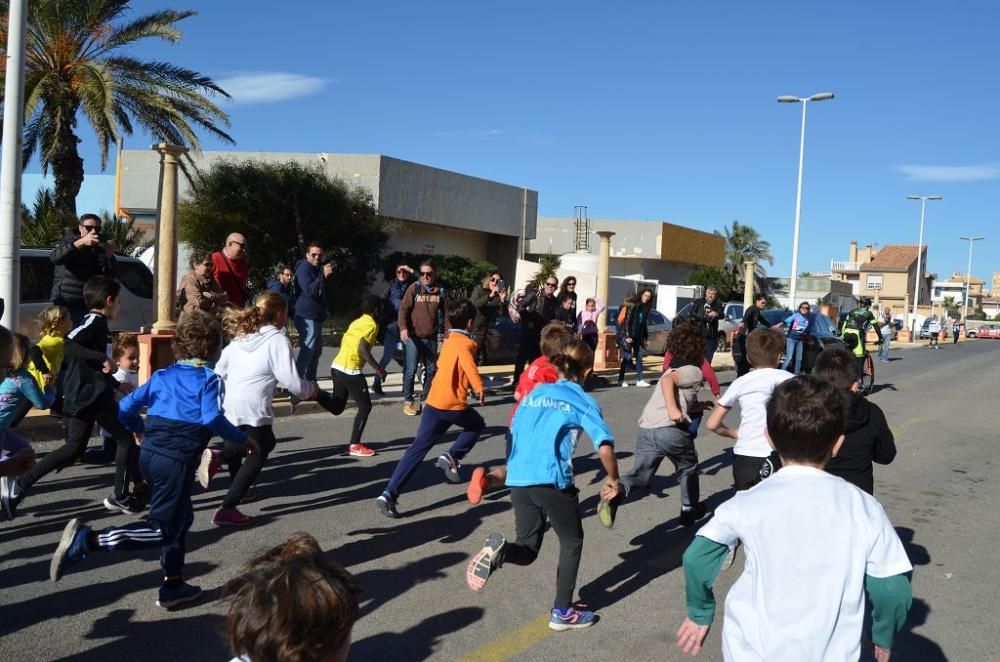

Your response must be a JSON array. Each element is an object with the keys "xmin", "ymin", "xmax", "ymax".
[
  {"xmin": 471, "ymin": 271, "xmax": 508, "ymax": 364},
  {"xmin": 781, "ymin": 302, "xmax": 812, "ymax": 374},
  {"xmin": 558, "ymin": 277, "xmax": 578, "ymax": 319},
  {"xmin": 512, "ymin": 277, "xmax": 559, "ymax": 385}
]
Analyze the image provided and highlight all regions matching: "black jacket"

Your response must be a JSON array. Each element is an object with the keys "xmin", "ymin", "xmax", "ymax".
[
  {"xmin": 740, "ymin": 306, "xmax": 768, "ymax": 336},
  {"xmin": 471, "ymin": 285, "xmax": 506, "ymax": 341},
  {"xmin": 49, "ymin": 231, "xmax": 116, "ymax": 309},
  {"xmin": 617, "ymin": 303, "xmax": 650, "ymax": 348},
  {"xmin": 518, "ymin": 287, "xmax": 556, "ymax": 334},
  {"xmin": 689, "ymin": 296, "xmax": 724, "ymax": 340},
  {"xmin": 61, "ymin": 313, "xmax": 120, "ymax": 415},
  {"xmin": 825, "ymin": 393, "xmax": 896, "ymax": 495}
]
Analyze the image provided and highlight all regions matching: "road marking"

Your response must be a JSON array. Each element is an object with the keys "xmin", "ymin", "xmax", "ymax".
[{"xmin": 457, "ymin": 613, "xmax": 552, "ymax": 661}]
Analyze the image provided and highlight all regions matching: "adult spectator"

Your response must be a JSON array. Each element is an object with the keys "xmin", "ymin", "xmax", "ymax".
[
  {"xmin": 558, "ymin": 276, "xmax": 578, "ymax": 319},
  {"xmin": 267, "ymin": 264, "xmax": 296, "ymax": 319},
  {"xmin": 736, "ymin": 294, "xmax": 780, "ymax": 376},
  {"xmin": 178, "ymin": 250, "xmax": 230, "ymax": 316},
  {"xmin": 617, "ymin": 288, "xmax": 653, "ymax": 388},
  {"xmin": 690, "ymin": 286, "xmax": 725, "ymax": 361},
  {"xmin": 372, "ymin": 263, "xmax": 414, "ymax": 395},
  {"xmin": 512, "ymin": 275, "xmax": 558, "ymax": 384},
  {"xmin": 294, "ymin": 242, "xmax": 334, "ymax": 382},
  {"xmin": 398, "ymin": 259, "xmax": 448, "ymax": 416},
  {"xmin": 212, "ymin": 232, "xmax": 249, "ymax": 308},
  {"xmin": 50, "ymin": 213, "xmax": 117, "ymax": 324},
  {"xmin": 470, "ymin": 270, "xmax": 507, "ymax": 364}
]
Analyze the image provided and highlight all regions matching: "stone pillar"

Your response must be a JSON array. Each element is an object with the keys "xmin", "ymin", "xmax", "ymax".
[
  {"xmin": 151, "ymin": 143, "xmax": 187, "ymax": 333},
  {"xmin": 743, "ymin": 260, "xmax": 756, "ymax": 310},
  {"xmin": 594, "ymin": 231, "xmax": 618, "ymax": 370}
]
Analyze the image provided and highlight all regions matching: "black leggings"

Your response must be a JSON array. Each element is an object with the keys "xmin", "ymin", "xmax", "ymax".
[
  {"xmin": 308, "ymin": 378, "xmax": 371, "ymax": 448},
  {"xmin": 220, "ymin": 425, "xmax": 277, "ymax": 509}
]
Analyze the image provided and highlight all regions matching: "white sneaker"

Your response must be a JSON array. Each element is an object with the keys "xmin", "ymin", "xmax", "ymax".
[
  {"xmin": 635, "ymin": 379, "xmax": 652, "ymax": 388},
  {"xmin": 620, "ymin": 381, "xmax": 629, "ymax": 388}
]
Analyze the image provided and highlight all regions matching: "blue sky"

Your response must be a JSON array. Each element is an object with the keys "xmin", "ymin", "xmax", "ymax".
[{"xmin": 24, "ymin": 1, "xmax": 1000, "ymax": 285}]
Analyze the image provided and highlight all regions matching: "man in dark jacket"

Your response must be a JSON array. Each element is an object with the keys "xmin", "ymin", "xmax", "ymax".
[
  {"xmin": 372, "ymin": 263, "xmax": 413, "ymax": 394},
  {"xmin": 512, "ymin": 276, "xmax": 558, "ymax": 384},
  {"xmin": 50, "ymin": 213, "xmax": 117, "ymax": 325},
  {"xmin": 293, "ymin": 242, "xmax": 333, "ymax": 382},
  {"xmin": 266, "ymin": 265, "xmax": 296, "ymax": 319},
  {"xmin": 689, "ymin": 287, "xmax": 725, "ymax": 361}
]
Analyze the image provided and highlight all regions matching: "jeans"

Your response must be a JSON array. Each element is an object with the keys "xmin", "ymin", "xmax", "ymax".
[
  {"xmin": 373, "ymin": 322, "xmax": 400, "ymax": 389},
  {"xmin": 294, "ymin": 316, "xmax": 323, "ymax": 381},
  {"xmin": 878, "ymin": 336, "xmax": 891, "ymax": 361},
  {"xmin": 403, "ymin": 336, "xmax": 438, "ymax": 403},
  {"xmin": 618, "ymin": 342, "xmax": 645, "ymax": 383},
  {"xmin": 781, "ymin": 336, "xmax": 804, "ymax": 373},
  {"xmin": 505, "ymin": 486, "xmax": 584, "ymax": 611},
  {"xmin": 620, "ymin": 426, "xmax": 700, "ymax": 508},
  {"xmin": 383, "ymin": 405, "xmax": 484, "ymax": 499},
  {"xmin": 704, "ymin": 335, "xmax": 719, "ymax": 363}
]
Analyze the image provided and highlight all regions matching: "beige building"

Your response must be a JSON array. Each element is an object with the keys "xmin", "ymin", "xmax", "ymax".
[{"xmin": 832, "ymin": 242, "xmax": 930, "ymax": 314}]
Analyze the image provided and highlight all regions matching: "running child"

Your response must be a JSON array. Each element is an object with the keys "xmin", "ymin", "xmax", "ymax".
[
  {"xmin": 598, "ymin": 321, "xmax": 711, "ymax": 528},
  {"xmin": 85, "ymin": 333, "xmax": 141, "ymax": 464},
  {"xmin": 466, "ymin": 321, "xmax": 572, "ymax": 504},
  {"xmin": 0, "ymin": 331, "xmax": 45, "ymax": 515},
  {"xmin": 203, "ymin": 291, "xmax": 329, "ymax": 526},
  {"xmin": 706, "ymin": 328, "xmax": 792, "ymax": 490},
  {"xmin": 49, "ymin": 310, "xmax": 259, "ymax": 609},
  {"xmin": 6, "ymin": 276, "xmax": 140, "ymax": 519},
  {"xmin": 22, "ymin": 305, "xmax": 71, "ymax": 422},
  {"xmin": 813, "ymin": 347, "xmax": 896, "ymax": 495},
  {"xmin": 676, "ymin": 376, "xmax": 912, "ymax": 660},
  {"xmin": 465, "ymin": 338, "xmax": 620, "ymax": 631},
  {"xmin": 377, "ymin": 299, "xmax": 486, "ymax": 518},
  {"xmin": 663, "ymin": 316, "xmax": 722, "ymax": 440}
]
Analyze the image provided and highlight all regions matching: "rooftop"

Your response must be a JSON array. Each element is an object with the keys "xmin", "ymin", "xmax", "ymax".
[{"xmin": 859, "ymin": 244, "xmax": 925, "ymax": 272}]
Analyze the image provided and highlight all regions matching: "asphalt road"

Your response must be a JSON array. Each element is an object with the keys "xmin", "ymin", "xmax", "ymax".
[{"xmin": 1, "ymin": 340, "xmax": 998, "ymax": 660}]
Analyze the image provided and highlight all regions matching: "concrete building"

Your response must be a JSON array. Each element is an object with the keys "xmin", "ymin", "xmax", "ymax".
[
  {"xmin": 830, "ymin": 240, "xmax": 878, "ymax": 295},
  {"xmin": 931, "ymin": 274, "xmax": 984, "ymax": 309},
  {"xmin": 526, "ymin": 216, "xmax": 725, "ymax": 284},
  {"xmin": 116, "ymin": 151, "xmax": 538, "ymax": 280}
]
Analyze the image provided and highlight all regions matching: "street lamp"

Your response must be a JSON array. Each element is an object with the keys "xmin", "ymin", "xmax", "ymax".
[
  {"xmin": 778, "ymin": 92, "xmax": 834, "ymax": 308},
  {"xmin": 959, "ymin": 236, "xmax": 985, "ymax": 322},
  {"xmin": 906, "ymin": 195, "xmax": 942, "ymax": 334}
]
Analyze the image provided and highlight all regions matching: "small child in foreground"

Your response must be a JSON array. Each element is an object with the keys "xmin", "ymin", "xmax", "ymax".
[
  {"xmin": 676, "ymin": 376, "xmax": 912, "ymax": 661},
  {"xmin": 0, "ymin": 328, "xmax": 38, "ymax": 495},
  {"xmin": 86, "ymin": 333, "xmax": 141, "ymax": 464},
  {"xmin": 21, "ymin": 305, "xmax": 71, "ymax": 423},
  {"xmin": 224, "ymin": 533, "xmax": 362, "ymax": 662}
]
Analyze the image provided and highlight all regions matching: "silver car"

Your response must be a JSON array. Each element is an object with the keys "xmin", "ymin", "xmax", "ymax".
[{"xmin": 17, "ymin": 247, "xmax": 155, "ymax": 338}]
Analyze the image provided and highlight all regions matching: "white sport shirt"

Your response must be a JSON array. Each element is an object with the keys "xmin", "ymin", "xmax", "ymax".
[{"xmin": 718, "ymin": 368, "xmax": 794, "ymax": 458}]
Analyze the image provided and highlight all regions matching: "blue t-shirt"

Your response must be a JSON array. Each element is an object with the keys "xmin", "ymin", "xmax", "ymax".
[
  {"xmin": 506, "ymin": 380, "xmax": 614, "ymax": 490},
  {"xmin": 784, "ymin": 312, "xmax": 810, "ymax": 339}
]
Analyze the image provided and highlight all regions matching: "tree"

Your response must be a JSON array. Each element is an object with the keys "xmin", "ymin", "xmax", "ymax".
[
  {"xmin": 685, "ymin": 266, "xmax": 735, "ymax": 300},
  {"xmin": 718, "ymin": 220, "xmax": 774, "ymax": 297},
  {"xmin": 100, "ymin": 211, "xmax": 153, "ymax": 257},
  {"xmin": 20, "ymin": 187, "xmax": 72, "ymax": 245},
  {"xmin": 179, "ymin": 159, "xmax": 388, "ymax": 309},
  {"xmin": 529, "ymin": 252, "xmax": 561, "ymax": 288},
  {"xmin": 380, "ymin": 252, "xmax": 497, "ymax": 300},
  {"xmin": 0, "ymin": 1, "xmax": 232, "ymax": 221}
]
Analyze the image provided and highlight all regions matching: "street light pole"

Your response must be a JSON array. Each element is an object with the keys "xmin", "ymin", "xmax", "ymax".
[
  {"xmin": 959, "ymin": 236, "xmax": 985, "ymax": 322},
  {"xmin": 0, "ymin": 0, "xmax": 29, "ymax": 331},
  {"xmin": 778, "ymin": 92, "xmax": 834, "ymax": 308},
  {"xmin": 906, "ymin": 195, "xmax": 942, "ymax": 334}
]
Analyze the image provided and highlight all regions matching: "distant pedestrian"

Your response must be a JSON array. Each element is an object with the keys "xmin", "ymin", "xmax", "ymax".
[
  {"xmin": 372, "ymin": 263, "xmax": 413, "ymax": 395},
  {"xmin": 293, "ymin": 242, "xmax": 334, "ymax": 382},
  {"xmin": 470, "ymin": 271, "xmax": 508, "ymax": 364},
  {"xmin": 952, "ymin": 318, "xmax": 962, "ymax": 345},
  {"xmin": 617, "ymin": 288, "xmax": 653, "ymax": 388},
  {"xmin": 266, "ymin": 265, "xmax": 296, "ymax": 320},
  {"xmin": 689, "ymin": 286, "xmax": 724, "ymax": 362},
  {"xmin": 178, "ymin": 251, "xmax": 230, "ymax": 317},
  {"xmin": 212, "ymin": 233, "xmax": 249, "ymax": 308},
  {"xmin": 50, "ymin": 213, "xmax": 117, "ymax": 325},
  {"xmin": 928, "ymin": 318, "xmax": 941, "ymax": 349},
  {"xmin": 398, "ymin": 259, "xmax": 448, "ymax": 416},
  {"xmin": 878, "ymin": 315, "xmax": 892, "ymax": 363},
  {"xmin": 512, "ymin": 277, "xmax": 558, "ymax": 384}
]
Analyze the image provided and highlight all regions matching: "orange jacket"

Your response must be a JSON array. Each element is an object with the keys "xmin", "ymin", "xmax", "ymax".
[{"xmin": 426, "ymin": 331, "xmax": 484, "ymax": 411}]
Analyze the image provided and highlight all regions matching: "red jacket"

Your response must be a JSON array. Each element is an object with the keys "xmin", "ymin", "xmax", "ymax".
[{"xmin": 212, "ymin": 250, "xmax": 249, "ymax": 307}]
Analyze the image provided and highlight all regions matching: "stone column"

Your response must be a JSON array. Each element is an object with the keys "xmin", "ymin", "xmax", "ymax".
[
  {"xmin": 151, "ymin": 143, "xmax": 188, "ymax": 333},
  {"xmin": 743, "ymin": 260, "xmax": 756, "ymax": 310},
  {"xmin": 596, "ymin": 231, "xmax": 615, "ymax": 332}
]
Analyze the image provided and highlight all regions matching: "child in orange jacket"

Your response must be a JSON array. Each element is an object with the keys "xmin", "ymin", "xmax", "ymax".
[{"xmin": 377, "ymin": 299, "xmax": 485, "ymax": 518}]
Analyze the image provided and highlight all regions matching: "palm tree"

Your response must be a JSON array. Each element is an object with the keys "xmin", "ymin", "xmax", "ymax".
[
  {"xmin": 0, "ymin": 0, "xmax": 233, "ymax": 221},
  {"xmin": 100, "ymin": 210, "xmax": 153, "ymax": 256},
  {"xmin": 718, "ymin": 220, "xmax": 774, "ymax": 297},
  {"xmin": 20, "ymin": 186, "xmax": 71, "ymax": 245}
]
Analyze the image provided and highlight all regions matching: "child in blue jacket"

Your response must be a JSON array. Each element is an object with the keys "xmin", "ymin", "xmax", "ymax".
[{"xmin": 50, "ymin": 310, "xmax": 258, "ymax": 609}]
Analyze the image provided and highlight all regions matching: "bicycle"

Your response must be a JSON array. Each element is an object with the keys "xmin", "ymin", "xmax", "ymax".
[{"xmin": 858, "ymin": 341, "xmax": 878, "ymax": 394}]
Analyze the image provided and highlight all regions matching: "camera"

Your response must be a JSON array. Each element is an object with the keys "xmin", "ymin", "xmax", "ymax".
[{"xmin": 320, "ymin": 247, "xmax": 349, "ymax": 267}]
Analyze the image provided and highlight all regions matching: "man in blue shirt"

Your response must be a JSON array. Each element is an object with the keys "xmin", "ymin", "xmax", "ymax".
[{"xmin": 294, "ymin": 243, "xmax": 334, "ymax": 382}]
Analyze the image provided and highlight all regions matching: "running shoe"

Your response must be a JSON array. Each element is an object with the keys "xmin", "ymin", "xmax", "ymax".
[
  {"xmin": 4, "ymin": 476, "xmax": 23, "ymax": 520},
  {"xmin": 549, "ymin": 605, "xmax": 597, "ymax": 631},
  {"xmin": 103, "ymin": 494, "xmax": 144, "ymax": 515},
  {"xmin": 467, "ymin": 467, "xmax": 488, "ymax": 505},
  {"xmin": 635, "ymin": 379, "xmax": 652, "ymax": 388},
  {"xmin": 50, "ymin": 519, "xmax": 91, "ymax": 582},
  {"xmin": 211, "ymin": 507, "xmax": 252, "ymax": 527},
  {"xmin": 436, "ymin": 453, "xmax": 462, "ymax": 483},
  {"xmin": 196, "ymin": 448, "xmax": 223, "ymax": 489},
  {"xmin": 156, "ymin": 582, "xmax": 202, "ymax": 609},
  {"xmin": 466, "ymin": 532, "xmax": 506, "ymax": 592},
  {"xmin": 376, "ymin": 494, "xmax": 399, "ymax": 519},
  {"xmin": 620, "ymin": 381, "xmax": 629, "ymax": 388},
  {"xmin": 597, "ymin": 495, "xmax": 620, "ymax": 529},
  {"xmin": 348, "ymin": 443, "xmax": 376, "ymax": 457},
  {"xmin": 679, "ymin": 502, "xmax": 707, "ymax": 527}
]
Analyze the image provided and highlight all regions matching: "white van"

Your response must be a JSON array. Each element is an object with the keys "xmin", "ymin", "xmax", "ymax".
[{"xmin": 17, "ymin": 247, "xmax": 155, "ymax": 338}]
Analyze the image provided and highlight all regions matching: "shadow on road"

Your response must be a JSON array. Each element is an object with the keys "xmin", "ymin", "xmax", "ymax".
[
  {"xmin": 350, "ymin": 606, "xmax": 484, "ymax": 660},
  {"xmin": 60, "ymin": 608, "xmax": 228, "ymax": 661}
]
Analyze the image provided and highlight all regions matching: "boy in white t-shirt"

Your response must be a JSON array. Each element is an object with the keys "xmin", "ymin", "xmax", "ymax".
[
  {"xmin": 706, "ymin": 328, "xmax": 791, "ymax": 490},
  {"xmin": 676, "ymin": 375, "xmax": 913, "ymax": 661}
]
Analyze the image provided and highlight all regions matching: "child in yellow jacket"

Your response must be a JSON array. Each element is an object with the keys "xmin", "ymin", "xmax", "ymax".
[{"xmin": 377, "ymin": 299, "xmax": 485, "ymax": 518}]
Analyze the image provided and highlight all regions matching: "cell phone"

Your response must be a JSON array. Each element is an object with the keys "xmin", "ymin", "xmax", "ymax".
[{"xmin": 498, "ymin": 279, "xmax": 505, "ymax": 291}]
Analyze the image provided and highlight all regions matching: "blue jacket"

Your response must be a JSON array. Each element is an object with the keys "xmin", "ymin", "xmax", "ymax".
[
  {"xmin": 784, "ymin": 312, "xmax": 810, "ymax": 339},
  {"xmin": 387, "ymin": 278, "xmax": 410, "ymax": 314},
  {"xmin": 119, "ymin": 362, "xmax": 247, "ymax": 463},
  {"xmin": 0, "ymin": 369, "xmax": 55, "ymax": 429},
  {"xmin": 267, "ymin": 278, "xmax": 296, "ymax": 318},
  {"xmin": 293, "ymin": 259, "xmax": 327, "ymax": 321}
]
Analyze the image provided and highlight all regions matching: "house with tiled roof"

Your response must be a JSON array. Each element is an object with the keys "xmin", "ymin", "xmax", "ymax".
[{"xmin": 831, "ymin": 241, "xmax": 929, "ymax": 322}]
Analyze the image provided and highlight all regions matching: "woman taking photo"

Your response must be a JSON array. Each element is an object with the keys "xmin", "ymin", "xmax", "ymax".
[
  {"xmin": 471, "ymin": 271, "xmax": 507, "ymax": 363},
  {"xmin": 178, "ymin": 250, "xmax": 230, "ymax": 317},
  {"xmin": 617, "ymin": 288, "xmax": 653, "ymax": 388}
]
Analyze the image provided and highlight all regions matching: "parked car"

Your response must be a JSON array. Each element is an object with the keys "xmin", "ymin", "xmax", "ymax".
[
  {"xmin": 675, "ymin": 301, "xmax": 739, "ymax": 352},
  {"xmin": 18, "ymin": 246, "xmax": 154, "ymax": 338},
  {"xmin": 390, "ymin": 313, "xmax": 521, "ymax": 367},
  {"xmin": 918, "ymin": 319, "xmax": 934, "ymax": 340},
  {"xmin": 966, "ymin": 326, "xmax": 977, "ymax": 338},
  {"xmin": 974, "ymin": 324, "xmax": 1000, "ymax": 339},
  {"xmin": 732, "ymin": 309, "xmax": 848, "ymax": 374},
  {"xmin": 606, "ymin": 307, "xmax": 672, "ymax": 355}
]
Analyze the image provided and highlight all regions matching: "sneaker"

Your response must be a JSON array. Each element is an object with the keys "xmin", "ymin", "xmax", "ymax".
[
  {"xmin": 635, "ymin": 379, "xmax": 652, "ymax": 388},
  {"xmin": 376, "ymin": 494, "xmax": 399, "ymax": 519},
  {"xmin": 348, "ymin": 443, "xmax": 376, "ymax": 457},
  {"xmin": 596, "ymin": 495, "xmax": 620, "ymax": 529},
  {"xmin": 620, "ymin": 381, "xmax": 629, "ymax": 388},
  {"xmin": 371, "ymin": 380, "xmax": 384, "ymax": 396},
  {"xmin": 156, "ymin": 582, "xmax": 202, "ymax": 609},
  {"xmin": 50, "ymin": 518, "xmax": 91, "ymax": 582},
  {"xmin": 403, "ymin": 402, "xmax": 419, "ymax": 416},
  {"xmin": 466, "ymin": 532, "xmax": 506, "ymax": 592},
  {"xmin": 436, "ymin": 453, "xmax": 462, "ymax": 483},
  {"xmin": 103, "ymin": 494, "xmax": 144, "ymax": 515},
  {"xmin": 549, "ymin": 605, "xmax": 597, "ymax": 631},
  {"xmin": 211, "ymin": 507, "xmax": 252, "ymax": 527},
  {"xmin": 679, "ymin": 502, "xmax": 707, "ymax": 527},
  {"xmin": 196, "ymin": 448, "xmax": 223, "ymax": 489},
  {"xmin": 467, "ymin": 467, "xmax": 488, "ymax": 505},
  {"xmin": 0, "ymin": 476, "xmax": 12, "ymax": 521}
]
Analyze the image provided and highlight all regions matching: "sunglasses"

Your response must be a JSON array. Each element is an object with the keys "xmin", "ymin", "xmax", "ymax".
[
  {"xmin": 82, "ymin": 225, "xmax": 101, "ymax": 232},
  {"xmin": 230, "ymin": 241, "xmax": 246, "ymax": 248},
  {"xmin": 308, "ymin": 252, "xmax": 322, "ymax": 258},
  {"xmin": 545, "ymin": 282, "xmax": 558, "ymax": 287},
  {"xmin": 397, "ymin": 269, "xmax": 408, "ymax": 274},
  {"xmin": 566, "ymin": 282, "xmax": 576, "ymax": 286},
  {"xmin": 800, "ymin": 306, "xmax": 811, "ymax": 311},
  {"xmin": 489, "ymin": 276, "xmax": 500, "ymax": 282},
  {"xmin": 420, "ymin": 271, "xmax": 434, "ymax": 277}
]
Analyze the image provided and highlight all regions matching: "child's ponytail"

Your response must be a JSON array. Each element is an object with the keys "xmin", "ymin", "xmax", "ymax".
[
  {"xmin": 550, "ymin": 337, "xmax": 593, "ymax": 383},
  {"xmin": 222, "ymin": 291, "xmax": 287, "ymax": 339}
]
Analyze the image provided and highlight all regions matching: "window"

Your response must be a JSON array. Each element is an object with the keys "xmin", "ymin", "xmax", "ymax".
[
  {"xmin": 116, "ymin": 260, "xmax": 153, "ymax": 299},
  {"xmin": 20, "ymin": 256, "xmax": 54, "ymax": 302},
  {"xmin": 866, "ymin": 274, "xmax": 883, "ymax": 290},
  {"xmin": 649, "ymin": 311, "xmax": 666, "ymax": 326}
]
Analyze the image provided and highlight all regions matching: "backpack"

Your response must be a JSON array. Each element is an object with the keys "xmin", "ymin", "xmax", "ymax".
[
  {"xmin": 617, "ymin": 306, "xmax": 628, "ymax": 325},
  {"xmin": 508, "ymin": 289, "xmax": 524, "ymax": 323}
]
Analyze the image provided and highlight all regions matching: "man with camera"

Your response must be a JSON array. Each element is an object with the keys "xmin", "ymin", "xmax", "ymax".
[
  {"xmin": 294, "ymin": 241, "xmax": 334, "ymax": 381},
  {"xmin": 50, "ymin": 213, "xmax": 118, "ymax": 325}
]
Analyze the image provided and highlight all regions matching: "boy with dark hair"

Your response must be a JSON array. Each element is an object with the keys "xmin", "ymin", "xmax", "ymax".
[
  {"xmin": 378, "ymin": 299, "xmax": 485, "ymax": 517},
  {"xmin": 706, "ymin": 328, "xmax": 792, "ymax": 490},
  {"xmin": 6, "ymin": 276, "xmax": 141, "ymax": 518},
  {"xmin": 50, "ymin": 310, "xmax": 258, "ymax": 608},
  {"xmin": 813, "ymin": 347, "xmax": 896, "ymax": 495},
  {"xmin": 677, "ymin": 376, "xmax": 912, "ymax": 661}
]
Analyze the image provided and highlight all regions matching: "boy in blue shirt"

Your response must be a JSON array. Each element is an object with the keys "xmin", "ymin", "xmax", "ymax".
[
  {"xmin": 465, "ymin": 338, "xmax": 621, "ymax": 631},
  {"xmin": 50, "ymin": 310, "xmax": 257, "ymax": 609}
]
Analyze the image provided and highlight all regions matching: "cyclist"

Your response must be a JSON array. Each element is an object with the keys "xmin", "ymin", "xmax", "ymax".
[{"xmin": 840, "ymin": 297, "xmax": 884, "ymax": 382}]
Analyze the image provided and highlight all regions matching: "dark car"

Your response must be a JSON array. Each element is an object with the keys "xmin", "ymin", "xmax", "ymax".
[
  {"xmin": 606, "ymin": 307, "xmax": 672, "ymax": 355},
  {"xmin": 732, "ymin": 310, "xmax": 847, "ymax": 374}
]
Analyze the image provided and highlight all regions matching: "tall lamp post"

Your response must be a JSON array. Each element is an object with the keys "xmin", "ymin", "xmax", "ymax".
[
  {"xmin": 778, "ymin": 92, "xmax": 834, "ymax": 308},
  {"xmin": 959, "ymin": 235, "xmax": 985, "ymax": 322},
  {"xmin": 906, "ymin": 195, "xmax": 942, "ymax": 334}
]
